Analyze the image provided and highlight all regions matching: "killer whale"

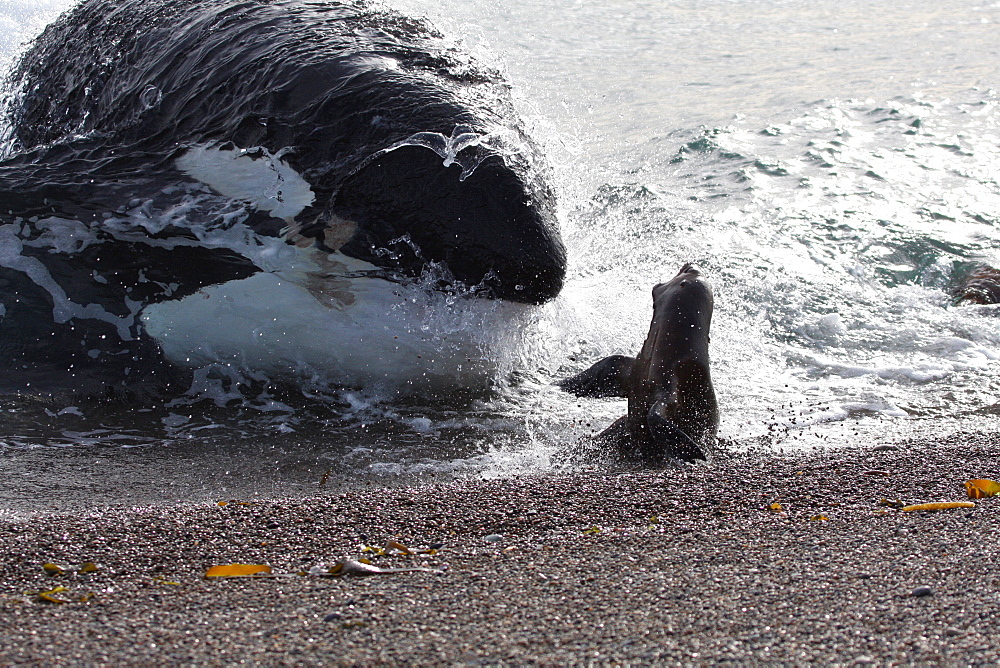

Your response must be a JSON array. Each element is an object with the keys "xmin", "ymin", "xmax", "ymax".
[
  {"xmin": 559, "ymin": 264, "xmax": 718, "ymax": 464},
  {"xmin": 0, "ymin": 0, "xmax": 566, "ymax": 397}
]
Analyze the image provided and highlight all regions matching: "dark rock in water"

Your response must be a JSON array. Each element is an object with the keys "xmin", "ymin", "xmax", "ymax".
[
  {"xmin": 0, "ymin": 0, "xmax": 565, "ymax": 398},
  {"xmin": 954, "ymin": 265, "xmax": 1000, "ymax": 305}
]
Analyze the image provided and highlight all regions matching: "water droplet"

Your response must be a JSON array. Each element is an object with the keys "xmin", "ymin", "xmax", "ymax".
[{"xmin": 139, "ymin": 85, "xmax": 162, "ymax": 110}]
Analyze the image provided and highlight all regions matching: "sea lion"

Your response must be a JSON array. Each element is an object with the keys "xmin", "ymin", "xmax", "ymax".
[
  {"xmin": 955, "ymin": 266, "xmax": 1000, "ymax": 305},
  {"xmin": 0, "ymin": 0, "xmax": 566, "ymax": 397},
  {"xmin": 560, "ymin": 264, "xmax": 718, "ymax": 463}
]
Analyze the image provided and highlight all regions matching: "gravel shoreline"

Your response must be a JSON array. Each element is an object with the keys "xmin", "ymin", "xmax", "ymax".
[{"xmin": 3, "ymin": 432, "xmax": 1000, "ymax": 665}]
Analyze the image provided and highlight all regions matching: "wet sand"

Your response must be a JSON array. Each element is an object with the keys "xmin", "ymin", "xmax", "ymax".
[{"xmin": 2, "ymin": 431, "xmax": 1000, "ymax": 665}]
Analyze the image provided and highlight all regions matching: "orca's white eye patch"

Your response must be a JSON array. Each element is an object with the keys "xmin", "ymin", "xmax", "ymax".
[{"xmin": 177, "ymin": 144, "xmax": 315, "ymax": 221}]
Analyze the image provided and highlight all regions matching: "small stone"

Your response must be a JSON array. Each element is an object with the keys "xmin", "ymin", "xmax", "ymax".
[
  {"xmin": 911, "ymin": 585, "xmax": 933, "ymax": 597},
  {"xmin": 323, "ymin": 612, "xmax": 343, "ymax": 622},
  {"xmin": 945, "ymin": 628, "xmax": 962, "ymax": 637},
  {"xmin": 483, "ymin": 534, "xmax": 504, "ymax": 543}
]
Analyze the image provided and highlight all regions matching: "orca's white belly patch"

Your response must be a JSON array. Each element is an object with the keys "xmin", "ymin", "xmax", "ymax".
[{"xmin": 141, "ymin": 259, "xmax": 524, "ymax": 392}]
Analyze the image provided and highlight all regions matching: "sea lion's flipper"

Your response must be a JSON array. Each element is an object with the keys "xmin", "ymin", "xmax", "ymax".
[
  {"xmin": 595, "ymin": 415, "xmax": 630, "ymax": 444},
  {"xmin": 594, "ymin": 415, "xmax": 633, "ymax": 462},
  {"xmin": 647, "ymin": 399, "xmax": 707, "ymax": 463},
  {"xmin": 558, "ymin": 355, "xmax": 634, "ymax": 398}
]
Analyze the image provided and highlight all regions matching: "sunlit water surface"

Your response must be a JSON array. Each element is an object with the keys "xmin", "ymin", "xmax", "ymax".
[{"xmin": 1, "ymin": 0, "xmax": 998, "ymax": 517}]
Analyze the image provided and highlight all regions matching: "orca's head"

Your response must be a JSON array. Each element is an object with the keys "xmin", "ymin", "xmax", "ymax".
[{"xmin": 320, "ymin": 144, "xmax": 566, "ymax": 304}]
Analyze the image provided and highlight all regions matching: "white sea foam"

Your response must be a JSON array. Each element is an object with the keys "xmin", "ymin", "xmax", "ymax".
[
  {"xmin": 0, "ymin": 223, "xmax": 136, "ymax": 339},
  {"xmin": 21, "ymin": 217, "xmax": 96, "ymax": 254},
  {"xmin": 0, "ymin": 0, "xmax": 73, "ymax": 69}
]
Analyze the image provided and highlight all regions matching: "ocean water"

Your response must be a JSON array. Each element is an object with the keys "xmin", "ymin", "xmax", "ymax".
[{"xmin": 0, "ymin": 0, "xmax": 998, "ymax": 516}]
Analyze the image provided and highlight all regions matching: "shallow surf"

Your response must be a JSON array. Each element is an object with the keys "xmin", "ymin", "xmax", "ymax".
[{"xmin": 0, "ymin": 0, "xmax": 998, "ymax": 516}]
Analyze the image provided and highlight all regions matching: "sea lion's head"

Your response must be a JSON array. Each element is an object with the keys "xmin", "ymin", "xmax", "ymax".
[{"xmin": 651, "ymin": 263, "xmax": 714, "ymax": 335}]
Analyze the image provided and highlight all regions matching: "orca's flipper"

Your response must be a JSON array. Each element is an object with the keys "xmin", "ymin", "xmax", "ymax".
[
  {"xmin": 647, "ymin": 399, "xmax": 707, "ymax": 463},
  {"xmin": 558, "ymin": 355, "xmax": 634, "ymax": 398}
]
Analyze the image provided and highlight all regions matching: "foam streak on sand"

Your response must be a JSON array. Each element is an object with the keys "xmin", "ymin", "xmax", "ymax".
[{"xmin": 2, "ymin": 434, "xmax": 1000, "ymax": 664}]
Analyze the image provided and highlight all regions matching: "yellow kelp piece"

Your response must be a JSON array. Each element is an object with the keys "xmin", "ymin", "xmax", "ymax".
[
  {"xmin": 204, "ymin": 564, "xmax": 273, "ymax": 578},
  {"xmin": 901, "ymin": 502, "xmax": 975, "ymax": 512},
  {"xmin": 36, "ymin": 586, "xmax": 69, "ymax": 603},
  {"xmin": 965, "ymin": 479, "xmax": 1000, "ymax": 499}
]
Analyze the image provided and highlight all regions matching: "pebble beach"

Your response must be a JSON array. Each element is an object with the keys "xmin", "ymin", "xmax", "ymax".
[{"xmin": 2, "ymin": 430, "xmax": 1000, "ymax": 665}]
